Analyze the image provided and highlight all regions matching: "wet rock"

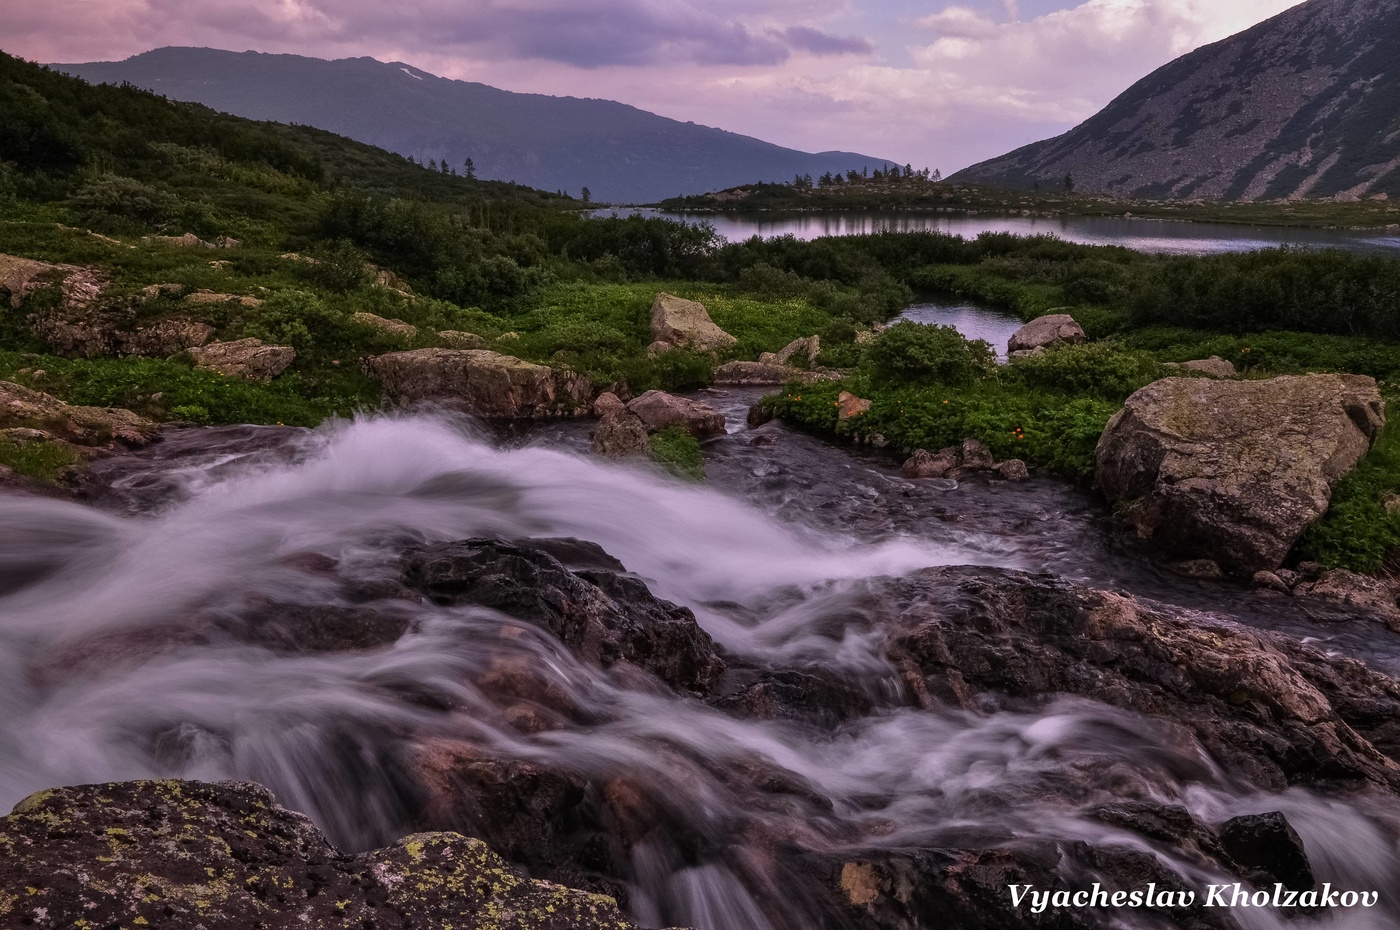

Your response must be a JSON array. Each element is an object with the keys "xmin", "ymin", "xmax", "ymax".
[
  {"xmin": 837, "ymin": 391, "xmax": 871, "ymax": 421},
  {"xmin": 650, "ymin": 292, "xmax": 737, "ymax": 352},
  {"xmin": 1167, "ymin": 356, "xmax": 1238, "ymax": 379},
  {"xmin": 352, "ymin": 310, "xmax": 418, "ymax": 339},
  {"xmin": 1096, "ymin": 374, "xmax": 1384, "ymax": 573},
  {"xmin": 438, "ymin": 329, "xmax": 487, "ymax": 349},
  {"xmin": 409, "ymin": 739, "xmax": 622, "ymax": 897},
  {"xmin": 0, "ymin": 380, "xmax": 156, "ymax": 447},
  {"xmin": 591, "ymin": 409, "xmax": 651, "ymax": 458},
  {"xmin": 876, "ymin": 565, "xmax": 1400, "ymax": 792},
  {"xmin": 626, "ymin": 390, "xmax": 726, "ymax": 439},
  {"xmin": 902, "ymin": 447, "xmax": 958, "ymax": 479},
  {"xmin": 714, "ymin": 669, "xmax": 875, "ymax": 728},
  {"xmin": 519, "ymin": 537, "xmax": 628, "ymax": 573},
  {"xmin": 401, "ymin": 538, "xmax": 725, "ymax": 692},
  {"xmin": 1219, "ymin": 811, "xmax": 1315, "ymax": 891},
  {"xmin": 188, "ymin": 337, "xmax": 297, "ymax": 380},
  {"xmin": 747, "ymin": 404, "xmax": 776, "ymax": 428},
  {"xmin": 235, "ymin": 603, "xmax": 413, "ymax": 653},
  {"xmin": 1293, "ymin": 569, "xmax": 1400, "ymax": 626},
  {"xmin": 1252, "ymin": 570, "xmax": 1291, "ymax": 593},
  {"xmin": 1165, "ymin": 559, "xmax": 1225, "ymax": 580},
  {"xmin": 1007, "ymin": 313, "xmax": 1086, "ymax": 354},
  {"xmin": 960, "ymin": 438, "xmax": 995, "ymax": 470},
  {"xmin": 365, "ymin": 348, "xmax": 592, "ymax": 418},
  {"xmin": 0, "ymin": 779, "xmax": 642, "ymax": 930},
  {"xmin": 994, "ymin": 459, "xmax": 1030, "ymax": 481}
]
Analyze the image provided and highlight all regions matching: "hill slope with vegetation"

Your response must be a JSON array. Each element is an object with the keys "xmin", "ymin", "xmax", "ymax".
[
  {"xmin": 952, "ymin": 0, "xmax": 1400, "ymax": 201},
  {"xmin": 57, "ymin": 47, "xmax": 890, "ymax": 204}
]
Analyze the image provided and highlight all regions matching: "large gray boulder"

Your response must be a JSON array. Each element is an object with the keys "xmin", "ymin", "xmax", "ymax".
[
  {"xmin": 650, "ymin": 293, "xmax": 737, "ymax": 352},
  {"xmin": 712, "ymin": 361, "xmax": 838, "ymax": 386},
  {"xmin": 1095, "ymin": 374, "xmax": 1384, "ymax": 573},
  {"xmin": 626, "ymin": 390, "xmax": 726, "ymax": 438},
  {"xmin": 1007, "ymin": 313, "xmax": 1086, "ymax": 354},
  {"xmin": 365, "ymin": 348, "xmax": 591, "ymax": 418},
  {"xmin": 188, "ymin": 338, "xmax": 296, "ymax": 380}
]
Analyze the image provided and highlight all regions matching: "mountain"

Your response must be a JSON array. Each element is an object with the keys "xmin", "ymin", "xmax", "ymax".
[
  {"xmin": 56, "ymin": 47, "xmax": 890, "ymax": 205},
  {"xmin": 951, "ymin": 0, "xmax": 1400, "ymax": 201}
]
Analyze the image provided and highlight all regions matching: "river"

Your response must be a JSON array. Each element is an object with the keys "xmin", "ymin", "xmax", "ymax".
[
  {"xmin": 2, "ymin": 400, "xmax": 1398, "ymax": 928},
  {"xmin": 600, "ymin": 208, "xmax": 1400, "ymax": 256}
]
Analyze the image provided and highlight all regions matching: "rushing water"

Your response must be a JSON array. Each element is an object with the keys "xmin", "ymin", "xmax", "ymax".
[
  {"xmin": 601, "ymin": 208, "xmax": 1400, "ymax": 256},
  {"xmin": 3, "ymin": 407, "xmax": 1399, "ymax": 928}
]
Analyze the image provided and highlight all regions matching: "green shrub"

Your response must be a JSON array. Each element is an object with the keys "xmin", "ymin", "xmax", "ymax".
[
  {"xmin": 649, "ymin": 427, "xmax": 704, "ymax": 480},
  {"xmin": 1007, "ymin": 342, "xmax": 1165, "ymax": 401},
  {"xmin": 865, "ymin": 321, "xmax": 993, "ymax": 387}
]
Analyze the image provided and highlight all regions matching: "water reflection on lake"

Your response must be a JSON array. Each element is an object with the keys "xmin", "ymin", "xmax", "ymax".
[
  {"xmin": 600, "ymin": 208, "xmax": 1400, "ymax": 256},
  {"xmin": 897, "ymin": 300, "xmax": 1024, "ymax": 360}
]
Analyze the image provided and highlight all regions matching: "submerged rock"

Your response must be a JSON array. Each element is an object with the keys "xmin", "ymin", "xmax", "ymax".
[
  {"xmin": 188, "ymin": 337, "xmax": 297, "ymax": 380},
  {"xmin": 1096, "ymin": 374, "xmax": 1384, "ymax": 573},
  {"xmin": 401, "ymin": 538, "xmax": 725, "ymax": 693},
  {"xmin": 366, "ymin": 348, "xmax": 592, "ymax": 418},
  {"xmin": 649, "ymin": 293, "xmax": 737, "ymax": 352},
  {"xmin": 1219, "ymin": 811, "xmax": 1315, "ymax": 892},
  {"xmin": 0, "ymin": 779, "xmax": 644, "ymax": 930}
]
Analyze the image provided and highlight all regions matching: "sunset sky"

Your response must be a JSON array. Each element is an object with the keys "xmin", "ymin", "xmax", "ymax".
[{"xmin": 7, "ymin": 0, "xmax": 1308, "ymax": 171}]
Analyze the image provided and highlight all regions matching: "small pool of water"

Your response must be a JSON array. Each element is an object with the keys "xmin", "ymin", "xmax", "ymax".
[{"xmin": 896, "ymin": 299, "xmax": 1024, "ymax": 359}]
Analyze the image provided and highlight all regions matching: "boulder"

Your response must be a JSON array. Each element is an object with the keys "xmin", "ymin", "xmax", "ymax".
[
  {"xmin": 591, "ymin": 411, "xmax": 651, "ymax": 459},
  {"xmin": 645, "ymin": 340, "xmax": 673, "ymax": 357},
  {"xmin": 0, "ymin": 253, "xmax": 98, "ymax": 309},
  {"xmin": 188, "ymin": 338, "xmax": 296, "ymax": 380},
  {"xmin": 837, "ymin": 391, "xmax": 871, "ymax": 420},
  {"xmin": 1218, "ymin": 812, "xmax": 1316, "ymax": 892},
  {"xmin": 994, "ymin": 459, "xmax": 1030, "ymax": 481},
  {"xmin": 877, "ymin": 565, "xmax": 1400, "ymax": 793},
  {"xmin": 1294, "ymin": 569, "xmax": 1400, "ymax": 626},
  {"xmin": 401, "ymin": 538, "xmax": 725, "ymax": 693},
  {"xmin": 1007, "ymin": 313, "xmax": 1086, "ymax": 354},
  {"xmin": 184, "ymin": 290, "xmax": 264, "ymax": 308},
  {"xmin": 437, "ymin": 330, "xmax": 486, "ymax": 349},
  {"xmin": 649, "ymin": 293, "xmax": 737, "ymax": 352},
  {"xmin": 119, "ymin": 318, "xmax": 216, "ymax": 357},
  {"xmin": 960, "ymin": 438, "xmax": 995, "ymax": 470},
  {"xmin": 364, "ymin": 348, "xmax": 591, "ymax": 418},
  {"xmin": 775, "ymin": 335, "xmax": 821, "ymax": 366},
  {"xmin": 902, "ymin": 447, "xmax": 959, "ymax": 479},
  {"xmin": 0, "ymin": 780, "xmax": 642, "ymax": 930},
  {"xmin": 625, "ymin": 390, "xmax": 726, "ymax": 439},
  {"xmin": 712, "ymin": 361, "xmax": 838, "ymax": 386},
  {"xmin": 0, "ymin": 380, "xmax": 155, "ymax": 447},
  {"xmin": 592, "ymin": 392, "xmax": 628, "ymax": 418},
  {"xmin": 352, "ymin": 311, "xmax": 418, "ymax": 339},
  {"xmin": 1095, "ymin": 374, "xmax": 1384, "ymax": 573},
  {"xmin": 1166, "ymin": 356, "xmax": 1238, "ymax": 379}
]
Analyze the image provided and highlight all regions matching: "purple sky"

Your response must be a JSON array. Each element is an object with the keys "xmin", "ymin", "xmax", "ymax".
[{"xmin": 9, "ymin": 0, "xmax": 1306, "ymax": 172}]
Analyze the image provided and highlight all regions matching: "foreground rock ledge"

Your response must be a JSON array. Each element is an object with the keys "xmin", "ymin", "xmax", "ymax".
[
  {"xmin": 1095, "ymin": 374, "xmax": 1384, "ymax": 574},
  {"xmin": 0, "ymin": 780, "xmax": 649, "ymax": 930}
]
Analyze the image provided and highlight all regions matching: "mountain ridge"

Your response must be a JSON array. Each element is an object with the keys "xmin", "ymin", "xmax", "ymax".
[
  {"xmin": 56, "ymin": 47, "xmax": 891, "ymax": 204},
  {"xmin": 950, "ymin": 0, "xmax": 1400, "ymax": 201}
]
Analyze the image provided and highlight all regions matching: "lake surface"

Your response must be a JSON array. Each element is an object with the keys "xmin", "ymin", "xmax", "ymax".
[
  {"xmin": 897, "ymin": 299, "xmax": 1024, "ymax": 359},
  {"xmin": 600, "ymin": 207, "xmax": 1400, "ymax": 256}
]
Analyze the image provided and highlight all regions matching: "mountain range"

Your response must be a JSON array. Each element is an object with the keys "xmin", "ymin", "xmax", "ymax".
[
  {"xmin": 56, "ymin": 47, "xmax": 889, "ymax": 205},
  {"xmin": 952, "ymin": 0, "xmax": 1400, "ymax": 201}
]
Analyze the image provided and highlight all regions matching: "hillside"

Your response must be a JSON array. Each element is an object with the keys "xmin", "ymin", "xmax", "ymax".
[
  {"xmin": 951, "ymin": 0, "xmax": 1400, "ymax": 201},
  {"xmin": 57, "ymin": 47, "xmax": 889, "ymax": 204}
]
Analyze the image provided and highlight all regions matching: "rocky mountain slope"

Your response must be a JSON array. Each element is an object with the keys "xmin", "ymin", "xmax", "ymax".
[
  {"xmin": 57, "ymin": 47, "xmax": 888, "ymax": 204},
  {"xmin": 951, "ymin": 0, "xmax": 1400, "ymax": 201}
]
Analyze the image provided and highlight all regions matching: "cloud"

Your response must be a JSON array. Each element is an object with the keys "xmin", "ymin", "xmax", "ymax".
[{"xmin": 780, "ymin": 26, "xmax": 873, "ymax": 56}]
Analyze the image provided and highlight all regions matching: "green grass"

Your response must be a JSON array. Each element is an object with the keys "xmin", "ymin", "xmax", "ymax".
[
  {"xmin": 649, "ymin": 427, "xmax": 705, "ymax": 481},
  {"xmin": 0, "ymin": 437, "xmax": 84, "ymax": 481}
]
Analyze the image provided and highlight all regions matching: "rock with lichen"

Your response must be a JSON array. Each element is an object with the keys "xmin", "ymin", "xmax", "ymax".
[{"xmin": 0, "ymin": 779, "xmax": 650, "ymax": 930}]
